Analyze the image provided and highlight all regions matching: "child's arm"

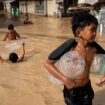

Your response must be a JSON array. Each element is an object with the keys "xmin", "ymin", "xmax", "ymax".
[
  {"xmin": 15, "ymin": 31, "xmax": 20, "ymax": 39},
  {"xmin": 44, "ymin": 59, "xmax": 76, "ymax": 89},
  {"xmin": 0, "ymin": 56, "xmax": 8, "ymax": 63},
  {"xmin": 96, "ymin": 74, "xmax": 105, "ymax": 87},
  {"xmin": 18, "ymin": 42, "xmax": 25, "ymax": 62},
  {"xmin": 3, "ymin": 33, "xmax": 8, "ymax": 41}
]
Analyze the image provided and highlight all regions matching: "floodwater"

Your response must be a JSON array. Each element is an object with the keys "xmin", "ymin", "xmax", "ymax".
[{"xmin": 0, "ymin": 16, "xmax": 105, "ymax": 105}]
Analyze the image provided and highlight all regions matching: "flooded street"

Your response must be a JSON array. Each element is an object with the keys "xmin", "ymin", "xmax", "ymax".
[{"xmin": 0, "ymin": 16, "xmax": 105, "ymax": 105}]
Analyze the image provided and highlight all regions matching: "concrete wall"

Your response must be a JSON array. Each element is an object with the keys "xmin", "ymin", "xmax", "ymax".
[
  {"xmin": 19, "ymin": 1, "xmax": 35, "ymax": 14},
  {"xmin": 47, "ymin": 0, "xmax": 57, "ymax": 16},
  {"xmin": 19, "ymin": 1, "xmax": 56, "ymax": 17},
  {"xmin": 5, "ymin": 0, "xmax": 58, "ymax": 17}
]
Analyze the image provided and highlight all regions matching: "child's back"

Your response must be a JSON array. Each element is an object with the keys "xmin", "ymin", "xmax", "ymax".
[{"xmin": 7, "ymin": 30, "xmax": 20, "ymax": 40}]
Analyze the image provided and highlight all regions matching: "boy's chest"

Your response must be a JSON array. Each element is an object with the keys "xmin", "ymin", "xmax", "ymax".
[{"xmin": 74, "ymin": 45, "xmax": 96, "ymax": 62}]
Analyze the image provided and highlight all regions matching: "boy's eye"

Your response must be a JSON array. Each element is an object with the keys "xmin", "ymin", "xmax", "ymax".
[
  {"xmin": 91, "ymin": 28, "xmax": 96, "ymax": 33},
  {"xmin": 91, "ymin": 29, "xmax": 95, "ymax": 32}
]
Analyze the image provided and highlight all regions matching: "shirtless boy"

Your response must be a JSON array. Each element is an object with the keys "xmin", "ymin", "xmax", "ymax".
[{"xmin": 3, "ymin": 24, "xmax": 20, "ymax": 41}]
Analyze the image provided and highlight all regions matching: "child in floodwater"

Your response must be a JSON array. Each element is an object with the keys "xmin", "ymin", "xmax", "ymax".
[
  {"xmin": 3, "ymin": 24, "xmax": 20, "ymax": 41},
  {"xmin": 0, "ymin": 42, "xmax": 25, "ymax": 63}
]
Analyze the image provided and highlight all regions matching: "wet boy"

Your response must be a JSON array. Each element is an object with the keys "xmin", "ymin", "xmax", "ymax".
[
  {"xmin": 44, "ymin": 12, "xmax": 105, "ymax": 105},
  {"xmin": 3, "ymin": 24, "xmax": 20, "ymax": 41}
]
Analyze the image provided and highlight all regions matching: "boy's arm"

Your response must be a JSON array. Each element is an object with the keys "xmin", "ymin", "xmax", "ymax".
[
  {"xmin": 3, "ymin": 33, "xmax": 8, "ymax": 41},
  {"xmin": 96, "ymin": 74, "xmax": 105, "ymax": 87},
  {"xmin": 0, "ymin": 56, "xmax": 8, "ymax": 63},
  {"xmin": 15, "ymin": 31, "xmax": 20, "ymax": 39},
  {"xmin": 19, "ymin": 43, "xmax": 25, "ymax": 62},
  {"xmin": 44, "ymin": 59, "xmax": 76, "ymax": 89}
]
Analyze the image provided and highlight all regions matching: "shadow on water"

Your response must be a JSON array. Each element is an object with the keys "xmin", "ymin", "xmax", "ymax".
[{"xmin": 0, "ymin": 18, "xmax": 22, "ymax": 28}]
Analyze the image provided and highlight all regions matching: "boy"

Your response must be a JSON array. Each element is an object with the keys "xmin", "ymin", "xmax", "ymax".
[
  {"xmin": 44, "ymin": 11, "xmax": 105, "ymax": 105},
  {"xmin": 3, "ymin": 24, "xmax": 20, "ymax": 41},
  {"xmin": 0, "ymin": 42, "xmax": 25, "ymax": 63},
  {"xmin": 24, "ymin": 15, "xmax": 33, "ymax": 24}
]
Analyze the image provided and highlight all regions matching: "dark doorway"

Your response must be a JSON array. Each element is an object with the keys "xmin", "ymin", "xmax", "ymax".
[
  {"xmin": 0, "ymin": 2, "xmax": 4, "ymax": 11},
  {"xmin": 11, "ymin": 0, "xmax": 19, "ymax": 17}
]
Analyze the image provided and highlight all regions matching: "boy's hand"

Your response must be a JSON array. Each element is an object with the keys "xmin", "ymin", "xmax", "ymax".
[
  {"xmin": 96, "ymin": 82, "xmax": 105, "ymax": 87},
  {"xmin": 96, "ymin": 80, "xmax": 105, "ymax": 87},
  {"xmin": 63, "ymin": 77, "xmax": 76, "ymax": 89}
]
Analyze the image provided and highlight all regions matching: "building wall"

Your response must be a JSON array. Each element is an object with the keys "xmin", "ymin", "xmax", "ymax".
[
  {"xmin": 19, "ymin": 0, "xmax": 56, "ymax": 17},
  {"xmin": 5, "ymin": 3, "xmax": 11, "ymax": 12},
  {"xmin": 4, "ymin": 0, "xmax": 104, "ymax": 17},
  {"xmin": 6, "ymin": 0, "xmax": 83, "ymax": 17},
  {"xmin": 47, "ymin": 0, "xmax": 56, "ymax": 16},
  {"xmin": 19, "ymin": 1, "xmax": 35, "ymax": 14}
]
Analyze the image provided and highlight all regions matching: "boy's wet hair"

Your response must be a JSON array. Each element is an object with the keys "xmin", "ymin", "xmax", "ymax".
[
  {"xmin": 8, "ymin": 24, "xmax": 14, "ymax": 30},
  {"xmin": 71, "ymin": 11, "xmax": 98, "ymax": 37},
  {"xmin": 9, "ymin": 53, "xmax": 19, "ymax": 63}
]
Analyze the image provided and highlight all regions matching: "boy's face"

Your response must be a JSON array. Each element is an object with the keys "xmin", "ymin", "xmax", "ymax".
[{"xmin": 79, "ymin": 24, "xmax": 97, "ymax": 43}]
